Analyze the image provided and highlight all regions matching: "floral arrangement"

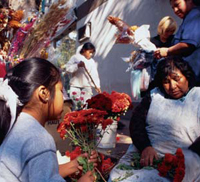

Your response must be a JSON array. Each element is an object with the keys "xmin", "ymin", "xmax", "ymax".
[
  {"xmin": 108, "ymin": 15, "xmax": 157, "ymax": 101},
  {"xmin": 0, "ymin": 8, "xmax": 24, "ymax": 59},
  {"xmin": 65, "ymin": 147, "xmax": 114, "ymax": 181},
  {"xmin": 107, "ymin": 15, "xmax": 138, "ymax": 44},
  {"xmin": 116, "ymin": 148, "xmax": 185, "ymax": 182},
  {"xmin": 8, "ymin": 15, "xmax": 37, "ymax": 63},
  {"xmin": 86, "ymin": 91, "xmax": 133, "ymax": 121},
  {"xmin": 0, "ymin": 8, "xmax": 23, "ymax": 32},
  {"xmin": 19, "ymin": 0, "xmax": 73, "ymax": 59},
  {"xmin": 71, "ymin": 91, "xmax": 86, "ymax": 111},
  {"xmin": 158, "ymin": 148, "xmax": 185, "ymax": 182},
  {"xmin": 57, "ymin": 108, "xmax": 114, "ymax": 181}
]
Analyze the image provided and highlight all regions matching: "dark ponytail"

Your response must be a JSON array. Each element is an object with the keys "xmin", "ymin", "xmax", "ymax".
[
  {"xmin": 0, "ymin": 100, "xmax": 11, "ymax": 145},
  {"xmin": 0, "ymin": 57, "xmax": 61, "ymax": 145}
]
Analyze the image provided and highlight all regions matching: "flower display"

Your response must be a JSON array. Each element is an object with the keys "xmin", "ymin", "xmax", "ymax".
[
  {"xmin": 8, "ymin": 16, "xmax": 37, "ymax": 62},
  {"xmin": 116, "ymin": 148, "xmax": 185, "ymax": 182},
  {"xmin": 65, "ymin": 147, "xmax": 114, "ymax": 181},
  {"xmin": 57, "ymin": 108, "xmax": 114, "ymax": 181},
  {"xmin": 19, "ymin": 0, "xmax": 73, "ymax": 59},
  {"xmin": 71, "ymin": 91, "xmax": 86, "ymax": 110},
  {"xmin": 86, "ymin": 91, "xmax": 133, "ymax": 121}
]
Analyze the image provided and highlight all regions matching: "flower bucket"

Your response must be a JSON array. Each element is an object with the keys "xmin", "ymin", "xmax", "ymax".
[{"xmin": 97, "ymin": 120, "xmax": 118, "ymax": 148}]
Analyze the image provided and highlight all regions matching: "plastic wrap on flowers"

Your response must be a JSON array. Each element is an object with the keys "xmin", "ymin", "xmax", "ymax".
[
  {"xmin": 130, "ymin": 70, "xmax": 141, "ymax": 100},
  {"xmin": 124, "ymin": 51, "xmax": 154, "ymax": 99},
  {"xmin": 107, "ymin": 15, "xmax": 138, "ymax": 44},
  {"xmin": 133, "ymin": 25, "xmax": 156, "ymax": 52},
  {"xmin": 19, "ymin": 0, "xmax": 74, "ymax": 59},
  {"xmin": 108, "ymin": 16, "xmax": 157, "ymax": 100}
]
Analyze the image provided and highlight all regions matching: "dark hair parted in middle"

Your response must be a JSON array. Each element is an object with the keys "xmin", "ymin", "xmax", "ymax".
[
  {"xmin": 154, "ymin": 56, "xmax": 195, "ymax": 92},
  {"xmin": 80, "ymin": 42, "xmax": 96, "ymax": 54}
]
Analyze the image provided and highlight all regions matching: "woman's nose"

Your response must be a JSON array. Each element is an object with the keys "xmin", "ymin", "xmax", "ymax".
[
  {"xmin": 173, "ymin": 7, "xmax": 178, "ymax": 14},
  {"xmin": 170, "ymin": 80, "xmax": 177, "ymax": 90}
]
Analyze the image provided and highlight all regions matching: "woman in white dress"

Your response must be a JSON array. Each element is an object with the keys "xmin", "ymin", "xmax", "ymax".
[{"xmin": 109, "ymin": 56, "xmax": 200, "ymax": 182}]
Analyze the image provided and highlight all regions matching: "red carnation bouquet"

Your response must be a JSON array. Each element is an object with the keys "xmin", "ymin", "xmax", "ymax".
[
  {"xmin": 65, "ymin": 147, "xmax": 115, "ymax": 181},
  {"xmin": 57, "ymin": 108, "xmax": 114, "ymax": 181},
  {"xmin": 158, "ymin": 148, "xmax": 185, "ymax": 182},
  {"xmin": 86, "ymin": 91, "xmax": 133, "ymax": 121}
]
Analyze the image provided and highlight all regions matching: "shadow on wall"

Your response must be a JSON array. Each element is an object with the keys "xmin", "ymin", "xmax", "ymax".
[{"xmin": 77, "ymin": 0, "xmax": 180, "ymax": 98}]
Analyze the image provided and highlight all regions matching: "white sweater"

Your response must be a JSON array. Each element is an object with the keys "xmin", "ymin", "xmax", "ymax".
[{"xmin": 65, "ymin": 53, "xmax": 100, "ymax": 88}]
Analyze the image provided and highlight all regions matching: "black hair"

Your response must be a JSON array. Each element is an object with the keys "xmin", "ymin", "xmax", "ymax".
[
  {"xmin": 80, "ymin": 42, "xmax": 96, "ymax": 54},
  {"xmin": 154, "ymin": 56, "xmax": 195, "ymax": 94},
  {"xmin": 0, "ymin": 100, "xmax": 11, "ymax": 145},
  {"xmin": 0, "ymin": 57, "xmax": 61, "ymax": 145},
  {"xmin": 193, "ymin": 0, "xmax": 200, "ymax": 5}
]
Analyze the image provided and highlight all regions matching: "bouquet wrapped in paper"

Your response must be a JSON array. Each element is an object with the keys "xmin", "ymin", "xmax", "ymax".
[
  {"xmin": 108, "ymin": 15, "xmax": 157, "ymax": 100},
  {"xmin": 108, "ymin": 15, "xmax": 156, "ymax": 52},
  {"xmin": 19, "ymin": 0, "xmax": 74, "ymax": 59}
]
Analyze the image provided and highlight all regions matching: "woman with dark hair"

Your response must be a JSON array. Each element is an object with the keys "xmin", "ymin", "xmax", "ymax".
[
  {"xmin": 65, "ymin": 42, "xmax": 101, "ymax": 109},
  {"xmin": 109, "ymin": 56, "xmax": 200, "ymax": 182},
  {"xmin": 0, "ymin": 58, "xmax": 96, "ymax": 182},
  {"xmin": 154, "ymin": 0, "xmax": 200, "ymax": 85}
]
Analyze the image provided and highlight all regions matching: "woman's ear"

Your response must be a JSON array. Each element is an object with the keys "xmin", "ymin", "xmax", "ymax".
[{"xmin": 38, "ymin": 86, "xmax": 50, "ymax": 103}]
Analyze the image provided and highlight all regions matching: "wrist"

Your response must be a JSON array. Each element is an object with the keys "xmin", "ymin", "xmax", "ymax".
[{"xmin": 167, "ymin": 48, "xmax": 170, "ymax": 56}]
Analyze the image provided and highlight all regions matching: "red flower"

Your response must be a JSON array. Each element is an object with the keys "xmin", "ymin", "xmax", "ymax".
[
  {"xmin": 72, "ymin": 91, "xmax": 77, "ymax": 95},
  {"xmin": 97, "ymin": 153, "xmax": 114, "ymax": 178},
  {"xmin": 65, "ymin": 147, "xmax": 82, "ymax": 160},
  {"xmin": 87, "ymin": 91, "xmax": 132, "ymax": 121},
  {"xmin": 116, "ymin": 136, "xmax": 120, "ymax": 142},
  {"xmin": 80, "ymin": 125, "xmax": 88, "ymax": 132},
  {"xmin": 158, "ymin": 148, "xmax": 185, "ymax": 182},
  {"xmin": 81, "ymin": 91, "xmax": 85, "ymax": 95}
]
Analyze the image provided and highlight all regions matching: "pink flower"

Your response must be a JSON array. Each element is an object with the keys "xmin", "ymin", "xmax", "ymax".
[
  {"xmin": 80, "ymin": 97, "xmax": 84, "ymax": 101},
  {"xmin": 72, "ymin": 91, "xmax": 77, "ymax": 95},
  {"xmin": 81, "ymin": 91, "xmax": 85, "ymax": 95}
]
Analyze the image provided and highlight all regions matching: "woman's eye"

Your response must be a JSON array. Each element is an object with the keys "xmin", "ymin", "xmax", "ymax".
[
  {"xmin": 163, "ymin": 79, "xmax": 169, "ymax": 84},
  {"xmin": 174, "ymin": 76, "xmax": 180, "ymax": 82}
]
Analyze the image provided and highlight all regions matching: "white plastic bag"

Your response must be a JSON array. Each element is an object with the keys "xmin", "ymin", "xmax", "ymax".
[{"xmin": 133, "ymin": 25, "xmax": 156, "ymax": 52}]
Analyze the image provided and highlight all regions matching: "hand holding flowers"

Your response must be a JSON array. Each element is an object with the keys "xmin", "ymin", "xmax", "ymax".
[
  {"xmin": 116, "ymin": 148, "xmax": 185, "ymax": 182},
  {"xmin": 57, "ymin": 91, "xmax": 132, "ymax": 181}
]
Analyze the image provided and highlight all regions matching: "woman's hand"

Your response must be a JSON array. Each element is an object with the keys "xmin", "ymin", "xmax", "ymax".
[
  {"xmin": 59, "ymin": 153, "xmax": 88, "ymax": 177},
  {"xmin": 59, "ymin": 151, "xmax": 98, "ymax": 178},
  {"xmin": 77, "ymin": 171, "xmax": 95, "ymax": 182},
  {"xmin": 95, "ymin": 88, "xmax": 101, "ymax": 94},
  {"xmin": 88, "ymin": 150, "xmax": 98, "ymax": 167},
  {"xmin": 140, "ymin": 146, "xmax": 158, "ymax": 166},
  {"xmin": 154, "ymin": 48, "xmax": 169, "ymax": 59}
]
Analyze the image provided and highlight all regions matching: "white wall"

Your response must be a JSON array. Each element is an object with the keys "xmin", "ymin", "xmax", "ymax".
[{"xmin": 76, "ymin": 0, "xmax": 181, "ymax": 98}]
